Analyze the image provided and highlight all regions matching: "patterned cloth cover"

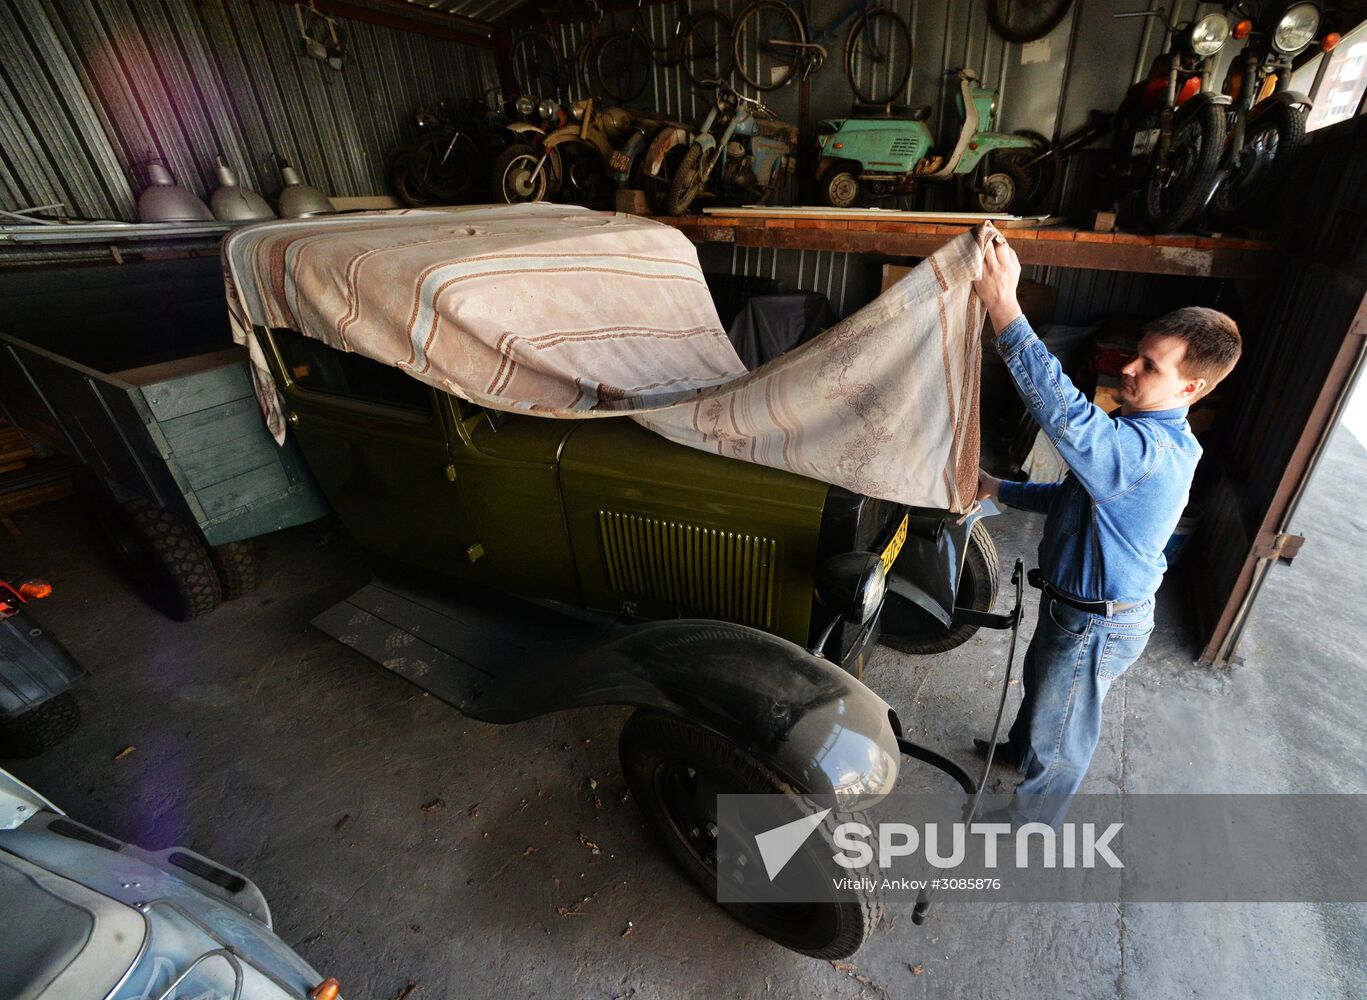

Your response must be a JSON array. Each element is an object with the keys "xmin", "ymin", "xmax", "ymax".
[{"xmin": 223, "ymin": 203, "xmax": 990, "ymax": 513}]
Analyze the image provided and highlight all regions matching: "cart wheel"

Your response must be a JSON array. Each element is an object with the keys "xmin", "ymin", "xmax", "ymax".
[
  {"xmin": 75, "ymin": 473, "xmax": 221, "ymax": 622},
  {"xmin": 210, "ymin": 541, "xmax": 261, "ymax": 601},
  {"xmin": 880, "ymin": 520, "xmax": 999, "ymax": 655},
  {"xmin": 0, "ymin": 692, "xmax": 80, "ymax": 758},
  {"xmin": 619, "ymin": 711, "xmax": 881, "ymax": 958}
]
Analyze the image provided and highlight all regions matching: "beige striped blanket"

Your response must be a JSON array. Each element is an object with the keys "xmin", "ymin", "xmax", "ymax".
[{"xmin": 223, "ymin": 203, "xmax": 989, "ymax": 512}]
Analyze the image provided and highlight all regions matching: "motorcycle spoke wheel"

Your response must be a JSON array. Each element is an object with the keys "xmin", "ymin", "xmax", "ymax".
[
  {"xmin": 733, "ymin": 1, "xmax": 803, "ymax": 92},
  {"xmin": 1141, "ymin": 102, "xmax": 1225, "ymax": 233},
  {"xmin": 494, "ymin": 145, "xmax": 549, "ymax": 204},
  {"xmin": 845, "ymin": 8, "xmax": 913, "ymax": 105},
  {"xmin": 682, "ymin": 10, "xmax": 734, "ymax": 90},
  {"xmin": 1209, "ymin": 103, "xmax": 1305, "ymax": 226}
]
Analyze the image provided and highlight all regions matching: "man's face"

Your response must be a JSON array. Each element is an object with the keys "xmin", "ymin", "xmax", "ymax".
[{"xmin": 1118, "ymin": 333, "xmax": 1205, "ymax": 413}]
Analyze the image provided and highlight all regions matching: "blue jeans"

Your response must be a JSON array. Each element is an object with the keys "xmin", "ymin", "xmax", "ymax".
[{"xmin": 1006, "ymin": 596, "xmax": 1154, "ymax": 823}]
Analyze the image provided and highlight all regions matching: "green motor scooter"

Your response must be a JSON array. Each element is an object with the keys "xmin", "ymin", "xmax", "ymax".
[{"xmin": 815, "ymin": 68, "xmax": 1044, "ymax": 213}]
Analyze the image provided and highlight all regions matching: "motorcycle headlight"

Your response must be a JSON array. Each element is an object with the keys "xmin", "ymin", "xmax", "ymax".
[
  {"xmin": 1274, "ymin": 3, "xmax": 1320, "ymax": 53},
  {"xmin": 415, "ymin": 112, "xmax": 434, "ymax": 128},
  {"xmin": 538, "ymin": 98, "xmax": 558, "ymax": 120},
  {"xmin": 1190, "ymin": 13, "xmax": 1230, "ymax": 56},
  {"xmin": 515, "ymin": 95, "xmax": 535, "ymax": 117}
]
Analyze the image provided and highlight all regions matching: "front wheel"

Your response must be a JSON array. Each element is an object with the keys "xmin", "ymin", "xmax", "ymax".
[
  {"xmin": 1208, "ymin": 102, "xmax": 1306, "ymax": 227},
  {"xmin": 664, "ymin": 143, "xmax": 707, "ymax": 215},
  {"xmin": 492, "ymin": 143, "xmax": 550, "ymax": 204},
  {"xmin": 619, "ymin": 711, "xmax": 881, "ymax": 959},
  {"xmin": 880, "ymin": 520, "xmax": 1000, "ymax": 655},
  {"xmin": 1141, "ymin": 102, "xmax": 1225, "ymax": 233}
]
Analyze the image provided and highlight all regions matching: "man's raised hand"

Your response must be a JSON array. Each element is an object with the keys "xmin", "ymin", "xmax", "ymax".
[{"xmin": 973, "ymin": 237, "xmax": 1024, "ymax": 334}]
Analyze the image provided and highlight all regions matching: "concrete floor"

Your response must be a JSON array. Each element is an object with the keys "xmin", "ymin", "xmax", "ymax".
[{"xmin": 6, "ymin": 425, "xmax": 1366, "ymax": 1000}]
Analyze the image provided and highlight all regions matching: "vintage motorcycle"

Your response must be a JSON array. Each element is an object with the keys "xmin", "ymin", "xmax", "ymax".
[
  {"xmin": 490, "ymin": 93, "xmax": 569, "ymax": 204},
  {"xmin": 655, "ymin": 88, "xmax": 798, "ymax": 216},
  {"xmin": 815, "ymin": 68, "xmax": 1044, "ymax": 213},
  {"xmin": 1110, "ymin": 7, "xmax": 1232, "ymax": 232},
  {"xmin": 1206, "ymin": 1, "xmax": 1338, "ymax": 226},
  {"xmin": 391, "ymin": 94, "xmax": 510, "ymax": 206}
]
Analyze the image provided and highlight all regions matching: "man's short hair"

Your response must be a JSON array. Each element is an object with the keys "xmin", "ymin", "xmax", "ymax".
[{"xmin": 1144, "ymin": 306, "xmax": 1242, "ymax": 396}]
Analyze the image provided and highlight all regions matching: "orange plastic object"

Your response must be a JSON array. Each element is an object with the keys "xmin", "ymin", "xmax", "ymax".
[
  {"xmin": 309, "ymin": 979, "xmax": 341, "ymax": 1000},
  {"xmin": 1233, "ymin": 19, "xmax": 1252, "ymax": 39},
  {"xmin": 1323, "ymin": 32, "xmax": 1341, "ymax": 51},
  {"xmin": 18, "ymin": 580, "xmax": 52, "ymax": 600}
]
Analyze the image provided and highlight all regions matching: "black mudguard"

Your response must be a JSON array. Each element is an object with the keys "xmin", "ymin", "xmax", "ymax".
[
  {"xmin": 887, "ymin": 504, "xmax": 995, "ymax": 629},
  {"xmin": 0, "ymin": 608, "xmax": 87, "ymax": 720}
]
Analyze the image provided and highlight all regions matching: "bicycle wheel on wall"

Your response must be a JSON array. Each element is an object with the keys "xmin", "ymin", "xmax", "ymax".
[
  {"xmin": 596, "ymin": 29, "xmax": 654, "ymax": 102},
  {"xmin": 844, "ymin": 7, "xmax": 913, "ymax": 105},
  {"xmin": 511, "ymin": 29, "xmax": 563, "ymax": 98},
  {"xmin": 682, "ymin": 10, "xmax": 734, "ymax": 89},
  {"xmin": 733, "ymin": 1, "xmax": 804, "ymax": 92}
]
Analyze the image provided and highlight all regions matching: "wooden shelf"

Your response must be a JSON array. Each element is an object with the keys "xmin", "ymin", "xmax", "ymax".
[{"xmin": 658, "ymin": 213, "xmax": 1277, "ymax": 280}]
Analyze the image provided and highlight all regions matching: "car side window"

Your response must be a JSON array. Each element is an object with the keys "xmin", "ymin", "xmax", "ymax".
[{"xmin": 272, "ymin": 330, "xmax": 432, "ymax": 416}]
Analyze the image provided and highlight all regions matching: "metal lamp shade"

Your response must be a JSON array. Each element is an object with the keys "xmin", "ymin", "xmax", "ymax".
[
  {"xmin": 137, "ymin": 161, "xmax": 213, "ymax": 223},
  {"xmin": 277, "ymin": 162, "xmax": 334, "ymax": 218},
  {"xmin": 210, "ymin": 157, "xmax": 276, "ymax": 222}
]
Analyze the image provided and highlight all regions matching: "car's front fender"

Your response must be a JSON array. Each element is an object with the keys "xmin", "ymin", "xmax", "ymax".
[{"xmin": 463, "ymin": 620, "xmax": 902, "ymax": 801}]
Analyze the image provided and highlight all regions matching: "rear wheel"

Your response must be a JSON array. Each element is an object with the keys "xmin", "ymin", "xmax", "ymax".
[
  {"xmin": 822, "ymin": 166, "xmax": 862, "ymax": 208},
  {"xmin": 619, "ymin": 711, "xmax": 881, "ymax": 958},
  {"xmin": 974, "ymin": 157, "xmax": 1032, "ymax": 214},
  {"xmin": 733, "ymin": 1, "xmax": 803, "ymax": 92},
  {"xmin": 210, "ymin": 541, "xmax": 261, "ymax": 601},
  {"xmin": 880, "ymin": 521, "xmax": 999, "ymax": 655},
  {"xmin": 75, "ymin": 473, "xmax": 221, "ymax": 621}
]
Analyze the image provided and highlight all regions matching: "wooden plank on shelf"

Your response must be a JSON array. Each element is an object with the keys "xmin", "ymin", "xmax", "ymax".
[{"xmin": 699, "ymin": 206, "xmax": 1055, "ymax": 228}]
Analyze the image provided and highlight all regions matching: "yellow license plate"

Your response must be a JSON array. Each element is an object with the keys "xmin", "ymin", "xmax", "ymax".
[{"xmin": 881, "ymin": 513, "xmax": 909, "ymax": 575}]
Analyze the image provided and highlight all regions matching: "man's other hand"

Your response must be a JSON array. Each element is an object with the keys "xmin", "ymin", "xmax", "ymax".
[
  {"xmin": 973, "ymin": 237, "xmax": 1024, "ymax": 334},
  {"xmin": 977, "ymin": 469, "xmax": 1002, "ymax": 501}
]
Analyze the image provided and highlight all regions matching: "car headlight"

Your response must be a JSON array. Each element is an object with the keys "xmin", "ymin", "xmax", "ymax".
[
  {"xmin": 515, "ymin": 95, "xmax": 535, "ymax": 117},
  {"xmin": 1274, "ymin": 2, "xmax": 1320, "ymax": 53},
  {"xmin": 538, "ymin": 98, "xmax": 558, "ymax": 120},
  {"xmin": 816, "ymin": 552, "xmax": 887, "ymax": 626},
  {"xmin": 1190, "ymin": 13, "xmax": 1230, "ymax": 56}
]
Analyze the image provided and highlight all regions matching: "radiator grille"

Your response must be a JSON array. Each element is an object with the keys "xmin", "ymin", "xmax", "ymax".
[
  {"xmin": 889, "ymin": 136, "xmax": 918, "ymax": 156},
  {"xmin": 598, "ymin": 510, "xmax": 777, "ymax": 628}
]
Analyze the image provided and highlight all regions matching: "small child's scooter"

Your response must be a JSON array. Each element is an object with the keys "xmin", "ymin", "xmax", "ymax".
[{"xmin": 816, "ymin": 68, "xmax": 1043, "ymax": 213}]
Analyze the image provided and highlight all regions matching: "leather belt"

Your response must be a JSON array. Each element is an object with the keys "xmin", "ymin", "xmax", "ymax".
[{"xmin": 1026, "ymin": 568, "xmax": 1142, "ymax": 617}]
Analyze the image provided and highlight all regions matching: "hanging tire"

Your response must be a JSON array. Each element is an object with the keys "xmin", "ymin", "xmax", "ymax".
[
  {"xmin": 880, "ymin": 521, "xmax": 1000, "ymax": 655},
  {"xmin": 664, "ymin": 143, "xmax": 706, "ymax": 215},
  {"xmin": 733, "ymin": 1, "xmax": 804, "ymax": 92},
  {"xmin": 0, "ymin": 692, "xmax": 80, "ymax": 758},
  {"xmin": 619, "ymin": 711, "xmax": 882, "ymax": 959},
  {"xmin": 75, "ymin": 473, "xmax": 221, "ymax": 622},
  {"xmin": 844, "ymin": 8, "xmax": 913, "ymax": 105},
  {"xmin": 493, "ymin": 143, "xmax": 550, "ymax": 203},
  {"xmin": 209, "ymin": 540, "xmax": 261, "ymax": 601},
  {"xmin": 1208, "ymin": 102, "xmax": 1306, "ymax": 227},
  {"xmin": 1141, "ymin": 102, "xmax": 1225, "ymax": 233},
  {"xmin": 822, "ymin": 166, "xmax": 862, "ymax": 208},
  {"xmin": 682, "ymin": 10, "xmax": 734, "ymax": 90}
]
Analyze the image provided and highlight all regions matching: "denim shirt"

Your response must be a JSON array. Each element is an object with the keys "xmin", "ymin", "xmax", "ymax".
[{"xmin": 992, "ymin": 315, "xmax": 1202, "ymax": 603}]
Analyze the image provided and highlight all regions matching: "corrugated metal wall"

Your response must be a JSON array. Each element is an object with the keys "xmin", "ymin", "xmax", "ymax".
[{"xmin": 0, "ymin": 0, "xmax": 497, "ymax": 220}]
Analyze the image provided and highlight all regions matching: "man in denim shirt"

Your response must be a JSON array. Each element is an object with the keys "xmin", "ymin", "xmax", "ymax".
[{"xmin": 972, "ymin": 236, "xmax": 1241, "ymax": 819}]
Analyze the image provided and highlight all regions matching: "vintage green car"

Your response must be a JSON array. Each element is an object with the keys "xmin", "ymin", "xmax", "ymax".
[{"xmin": 245, "ymin": 321, "xmax": 1001, "ymax": 957}]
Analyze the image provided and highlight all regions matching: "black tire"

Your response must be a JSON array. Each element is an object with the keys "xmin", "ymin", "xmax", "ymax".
[
  {"xmin": 75, "ymin": 473, "xmax": 221, "ymax": 622},
  {"xmin": 844, "ymin": 8, "xmax": 913, "ymax": 106},
  {"xmin": 643, "ymin": 144, "xmax": 686, "ymax": 213},
  {"xmin": 682, "ymin": 10, "xmax": 733, "ymax": 90},
  {"xmin": 619, "ymin": 711, "xmax": 881, "ymax": 959},
  {"xmin": 407, "ymin": 129, "xmax": 481, "ymax": 204},
  {"xmin": 0, "ymin": 692, "xmax": 80, "ymax": 758},
  {"xmin": 733, "ymin": 1, "xmax": 804, "ymax": 92},
  {"xmin": 1208, "ymin": 102, "xmax": 1306, "ymax": 227},
  {"xmin": 1141, "ymin": 102, "xmax": 1225, "ymax": 233},
  {"xmin": 974, "ymin": 157, "xmax": 1032, "ymax": 214},
  {"xmin": 664, "ymin": 142, "xmax": 706, "ymax": 216},
  {"xmin": 822, "ymin": 165, "xmax": 862, "ymax": 208},
  {"xmin": 209, "ymin": 540, "xmax": 261, "ymax": 601},
  {"xmin": 987, "ymin": 0, "xmax": 1073, "ymax": 43},
  {"xmin": 1003, "ymin": 130, "xmax": 1057, "ymax": 214},
  {"xmin": 880, "ymin": 520, "xmax": 1000, "ymax": 655},
  {"xmin": 595, "ymin": 29, "xmax": 654, "ymax": 103},
  {"xmin": 492, "ymin": 143, "xmax": 550, "ymax": 203}
]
